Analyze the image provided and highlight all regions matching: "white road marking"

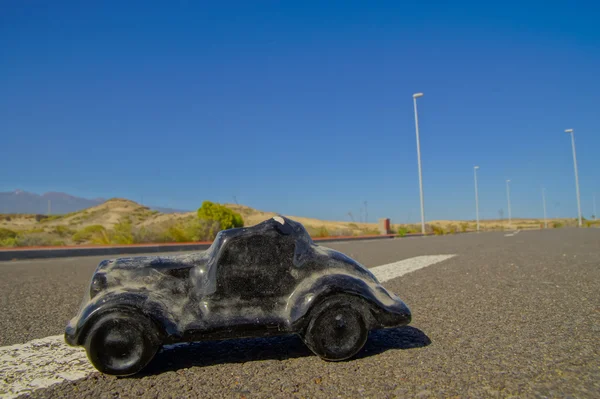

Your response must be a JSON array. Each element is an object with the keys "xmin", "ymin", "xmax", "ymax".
[
  {"xmin": 0, "ymin": 254, "xmax": 457, "ymax": 398},
  {"xmin": 0, "ymin": 335, "xmax": 93, "ymax": 399},
  {"xmin": 370, "ymin": 254, "xmax": 456, "ymax": 283},
  {"xmin": 504, "ymin": 230, "xmax": 521, "ymax": 237}
]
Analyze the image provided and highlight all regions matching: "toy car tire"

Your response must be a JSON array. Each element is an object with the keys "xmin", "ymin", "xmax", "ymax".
[
  {"xmin": 302, "ymin": 295, "xmax": 369, "ymax": 361},
  {"xmin": 84, "ymin": 311, "xmax": 160, "ymax": 376}
]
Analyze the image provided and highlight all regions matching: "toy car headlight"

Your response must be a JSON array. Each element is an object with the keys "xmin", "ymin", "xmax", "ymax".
[{"xmin": 90, "ymin": 274, "xmax": 107, "ymax": 298}]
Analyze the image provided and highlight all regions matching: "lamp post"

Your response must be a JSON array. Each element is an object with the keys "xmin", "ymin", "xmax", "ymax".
[
  {"xmin": 565, "ymin": 129, "xmax": 582, "ymax": 227},
  {"xmin": 542, "ymin": 188, "xmax": 548, "ymax": 228},
  {"xmin": 412, "ymin": 92, "xmax": 426, "ymax": 235},
  {"xmin": 474, "ymin": 166, "xmax": 480, "ymax": 232},
  {"xmin": 506, "ymin": 179, "xmax": 512, "ymax": 227}
]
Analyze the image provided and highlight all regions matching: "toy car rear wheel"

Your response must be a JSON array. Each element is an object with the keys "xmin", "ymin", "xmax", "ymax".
[
  {"xmin": 302, "ymin": 295, "xmax": 369, "ymax": 361},
  {"xmin": 84, "ymin": 312, "xmax": 160, "ymax": 376}
]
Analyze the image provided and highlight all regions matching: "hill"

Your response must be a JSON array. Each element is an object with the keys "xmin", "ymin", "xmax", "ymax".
[
  {"xmin": 0, "ymin": 198, "xmax": 593, "ymax": 248},
  {"xmin": 0, "ymin": 190, "xmax": 188, "ymax": 214},
  {"xmin": 0, "ymin": 198, "xmax": 383, "ymax": 247}
]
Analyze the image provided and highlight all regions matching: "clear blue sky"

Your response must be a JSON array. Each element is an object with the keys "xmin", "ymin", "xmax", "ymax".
[{"xmin": 1, "ymin": 1, "xmax": 599, "ymax": 222}]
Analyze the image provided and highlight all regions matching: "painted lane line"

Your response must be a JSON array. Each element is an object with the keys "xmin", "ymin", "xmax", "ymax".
[
  {"xmin": 0, "ymin": 254, "xmax": 457, "ymax": 398},
  {"xmin": 371, "ymin": 254, "xmax": 456, "ymax": 283},
  {"xmin": 0, "ymin": 335, "xmax": 94, "ymax": 399},
  {"xmin": 504, "ymin": 230, "xmax": 521, "ymax": 237}
]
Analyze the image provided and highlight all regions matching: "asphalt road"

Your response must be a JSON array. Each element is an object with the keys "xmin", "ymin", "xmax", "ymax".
[{"xmin": 1, "ymin": 229, "xmax": 599, "ymax": 398}]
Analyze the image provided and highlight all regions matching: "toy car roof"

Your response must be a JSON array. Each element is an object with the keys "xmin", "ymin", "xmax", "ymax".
[{"xmin": 213, "ymin": 215, "xmax": 312, "ymax": 245}]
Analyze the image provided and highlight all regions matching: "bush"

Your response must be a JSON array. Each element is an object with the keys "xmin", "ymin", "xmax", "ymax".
[
  {"xmin": 15, "ymin": 233, "xmax": 55, "ymax": 247},
  {"xmin": 53, "ymin": 225, "xmax": 75, "ymax": 237},
  {"xmin": 317, "ymin": 226, "xmax": 329, "ymax": 237},
  {"xmin": 197, "ymin": 201, "xmax": 244, "ymax": 230},
  {"xmin": 40, "ymin": 215, "xmax": 62, "ymax": 223},
  {"xmin": 0, "ymin": 228, "xmax": 17, "ymax": 240},
  {"xmin": 361, "ymin": 228, "xmax": 380, "ymax": 236},
  {"xmin": 72, "ymin": 225, "xmax": 107, "ymax": 243},
  {"xmin": 132, "ymin": 219, "xmax": 222, "ymax": 244},
  {"xmin": 406, "ymin": 224, "xmax": 421, "ymax": 234},
  {"xmin": 23, "ymin": 227, "xmax": 45, "ymax": 234},
  {"xmin": 132, "ymin": 226, "xmax": 164, "ymax": 244},
  {"xmin": 348, "ymin": 223, "xmax": 359, "ymax": 230},
  {"xmin": 552, "ymin": 222, "xmax": 563, "ymax": 229},
  {"xmin": 447, "ymin": 224, "xmax": 458, "ymax": 234},
  {"xmin": 431, "ymin": 225, "xmax": 445, "ymax": 235},
  {"xmin": 330, "ymin": 228, "xmax": 353, "ymax": 237},
  {"xmin": 397, "ymin": 227, "xmax": 408, "ymax": 237},
  {"xmin": 0, "ymin": 237, "xmax": 17, "ymax": 247},
  {"xmin": 460, "ymin": 223, "xmax": 469, "ymax": 233},
  {"xmin": 110, "ymin": 219, "xmax": 135, "ymax": 245}
]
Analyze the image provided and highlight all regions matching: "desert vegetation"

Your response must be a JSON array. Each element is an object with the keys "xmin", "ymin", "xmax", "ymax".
[{"xmin": 0, "ymin": 199, "xmax": 597, "ymax": 248}]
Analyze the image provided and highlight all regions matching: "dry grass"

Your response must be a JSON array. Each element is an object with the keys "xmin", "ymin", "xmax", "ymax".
[{"xmin": 0, "ymin": 199, "xmax": 595, "ymax": 248}]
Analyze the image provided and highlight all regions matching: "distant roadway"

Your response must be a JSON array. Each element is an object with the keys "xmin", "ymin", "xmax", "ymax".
[{"xmin": 1, "ymin": 229, "xmax": 598, "ymax": 398}]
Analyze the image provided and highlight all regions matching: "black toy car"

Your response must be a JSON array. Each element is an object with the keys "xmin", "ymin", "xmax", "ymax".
[{"xmin": 65, "ymin": 216, "xmax": 411, "ymax": 376}]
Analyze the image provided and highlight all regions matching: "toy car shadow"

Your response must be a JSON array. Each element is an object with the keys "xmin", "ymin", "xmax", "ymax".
[
  {"xmin": 65, "ymin": 216, "xmax": 412, "ymax": 376},
  {"xmin": 136, "ymin": 326, "xmax": 430, "ymax": 376}
]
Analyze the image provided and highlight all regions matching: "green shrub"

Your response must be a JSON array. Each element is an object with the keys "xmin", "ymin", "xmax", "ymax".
[
  {"xmin": 40, "ymin": 215, "xmax": 62, "ymax": 223},
  {"xmin": 132, "ymin": 219, "xmax": 221, "ymax": 244},
  {"xmin": 197, "ymin": 201, "xmax": 244, "ymax": 230},
  {"xmin": 306, "ymin": 226, "xmax": 331, "ymax": 237},
  {"xmin": 15, "ymin": 233, "xmax": 55, "ymax": 247},
  {"xmin": 0, "ymin": 237, "xmax": 18, "ymax": 247},
  {"xmin": 72, "ymin": 225, "xmax": 106, "ymax": 243},
  {"xmin": 398, "ymin": 227, "xmax": 408, "ymax": 237},
  {"xmin": 53, "ymin": 225, "xmax": 75, "ymax": 237},
  {"xmin": 91, "ymin": 229, "xmax": 112, "ymax": 245},
  {"xmin": 431, "ymin": 225, "xmax": 445, "ymax": 235},
  {"xmin": 348, "ymin": 223, "xmax": 359, "ymax": 230},
  {"xmin": 179, "ymin": 219, "xmax": 221, "ymax": 242},
  {"xmin": 110, "ymin": 219, "xmax": 134, "ymax": 244},
  {"xmin": 447, "ymin": 224, "xmax": 458, "ymax": 234},
  {"xmin": 165, "ymin": 224, "xmax": 189, "ymax": 242},
  {"xmin": 406, "ymin": 224, "xmax": 421, "ymax": 234},
  {"xmin": 552, "ymin": 222, "xmax": 563, "ymax": 228},
  {"xmin": 330, "ymin": 228, "xmax": 353, "ymax": 237},
  {"xmin": 0, "ymin": 228, "xmax": 17, "ymax": 240},
  {"xmin": 362, "ymin": 228, "xmax": 380, "ymax": 236},
  {"xmin": 460, "ymin": 223, "xmax": 469, "ymax": 233},
  {"xmin": 132, "ymin": 227, "xmax": 163, "ymax": 244},
  {"xmin": 23, "ymin": 227, "xmax": 45, "ymax": 234}
]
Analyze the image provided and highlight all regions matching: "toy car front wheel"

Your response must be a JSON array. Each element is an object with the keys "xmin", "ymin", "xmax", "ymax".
[
  {"xmin": 302, "ymin": 295, "xmax": 369, "ymax": 361},
  {"xmin": 84, "ymin": 312, "xmax": 160, "ymax": 376}
]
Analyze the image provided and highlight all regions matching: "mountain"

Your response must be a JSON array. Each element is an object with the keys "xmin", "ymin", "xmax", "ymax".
[{"xmin": 0, "ymin": 190, "xmax": 189, "ymax": 214}]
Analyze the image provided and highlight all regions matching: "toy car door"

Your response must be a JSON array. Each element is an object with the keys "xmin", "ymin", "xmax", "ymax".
[{"xmin": 209, "ymin": 228, "xmax": 298, "ymax": 327}]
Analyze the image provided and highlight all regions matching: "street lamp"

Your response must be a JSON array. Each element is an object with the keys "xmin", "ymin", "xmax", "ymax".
[
  {"xmin": 565, "ymin": 129, "xmax": 582, "ymax": 227},
  {"xmin": 542, "ymin": 188, "xmax": 548, "ymax": 228},
  {"xmin": 506, "ymin": 179, "xmax": 512, "ymax": 227},
  {"xmin": 412, "ymin": 92, "xmax": 426, "ymax": 235},
  {"xmin": 474, "ymin": 166, "xmax": 480, "ymax": 232}
]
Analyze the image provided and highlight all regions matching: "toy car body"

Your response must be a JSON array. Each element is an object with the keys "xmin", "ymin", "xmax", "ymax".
[{"xmin": 65, "ymin": 216, "xmax": 411, "ymax": 375}]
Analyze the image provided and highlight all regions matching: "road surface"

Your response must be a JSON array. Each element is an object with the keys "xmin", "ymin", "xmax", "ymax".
[{"xmin": 1, "ymin": 229, "xmax": 599, "ymax": 398}]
